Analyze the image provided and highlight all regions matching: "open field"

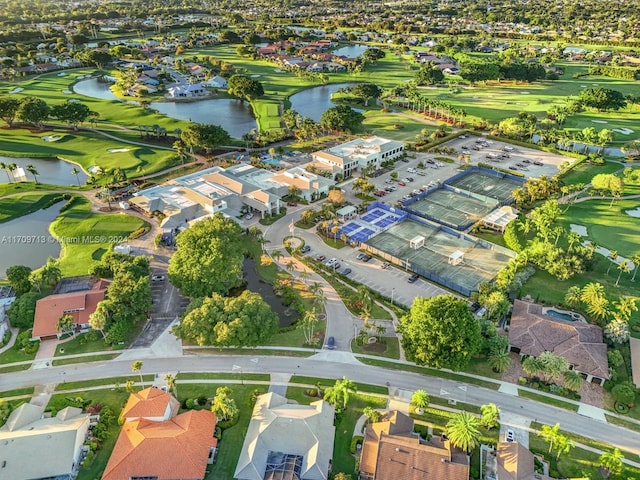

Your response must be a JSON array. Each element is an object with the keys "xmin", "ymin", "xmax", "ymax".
[
  {"xmin": 361, "ymin": 113, "xmax": 435, "ymax": 141},
  {"xmin": 0, "ymin": 193, "xmax": 64, "ymax": 223},
  {"xmin": 49, "ymin": 196, "xmax": 148, "ymax": 276}
]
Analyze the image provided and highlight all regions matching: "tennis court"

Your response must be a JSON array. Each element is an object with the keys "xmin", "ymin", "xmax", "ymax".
[
  {"xmin": 446, "ymin": 170, "xmax": 521, "ymax": 203},
  {"xmin": 406, "ymin": 189, "xmax": 498, "ymax": 230},
  {"xmin": 364, "ymin": 219, "xmax": 514, "ymax": 295},
  {"xmin": 340, "ymin": 202, "xmax": 407, "ymax": 244}
]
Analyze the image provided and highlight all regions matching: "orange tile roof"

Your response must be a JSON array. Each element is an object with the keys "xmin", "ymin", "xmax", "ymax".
[
  {"xmin": 121, "ymin": 387, "xmax": 180, "ymax": 420},
  {"xmin": 32, "ymin": 280, "xmax": 108, "ymax": 338},
  {"xmin": 102, "ymin": 409, "xmax": 217, "ymax": 480}
]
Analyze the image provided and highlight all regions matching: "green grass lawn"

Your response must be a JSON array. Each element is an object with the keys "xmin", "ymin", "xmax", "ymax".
[
  {"xmin": 0, "ymin": 386, "xmax": 34, "ymax": 396},
  {"xmin": 54, "ymin": 375, "xmax": 155, "ymax": 391},
  {"xmin": 0, "ymin": 181, "xmax": 82, "ymax": 198},
  {"xmin": 289, "ymin": 375, "xmax": 388, "ymax": 395},
  {"xmin": 0, "ymin": 332, "xmax": 37, "ymax": 365},
  {"xmin": 176, "ymin": 372, "xmax": 269, "ymax": 382},
  {"xmin": 49, "ymin": 196, "xmax": 148, "ymax": 276},
  {"xmin": 560, "ymin": 159, "xmax": 622, "ymax": 186},
  {"xmin": 52, "ymin": 353, "xmax": 119, "ymax": 366},
  {"xmin": 0, "ymin": 193, "xmax": 65, "ymax": 223},
  {"xmin": 351, "ymin": 336, "xmax": 400, "ymax": 359},
  {"xmin": 333, "ymin": 393, "xmax": 388, "ymax": 475},
  {"xmin": 517, "ymin": 389, "xmax": 579, "ymax": 412},
  {"xmin": 361, "ymin": 113, "xmax": 436, "ymax": 142},
  {"xmin": 55, "ymin": 332, "xmax": 111, "ymax": 356},
  {"xmin": 268, "ymin": 320, "xmax": 326, "ymax": 348}
]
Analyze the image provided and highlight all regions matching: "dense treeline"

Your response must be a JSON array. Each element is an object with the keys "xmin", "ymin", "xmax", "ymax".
[{"xmin": 588, "ymin": 65, "xmax": 640, "ymax": 81}]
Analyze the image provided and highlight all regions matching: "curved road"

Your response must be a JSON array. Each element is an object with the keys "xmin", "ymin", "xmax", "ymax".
[{"xmin": 2, "ymin": 354, "xmax": 640, "ymax": 455}]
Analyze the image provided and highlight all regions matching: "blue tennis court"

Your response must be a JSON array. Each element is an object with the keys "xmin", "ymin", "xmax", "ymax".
[
  {"xmin": 375, "ymin": 216, "xmax": 397, "ymax": 228},
  {"xmin": 341, "ymin": 222, "xmax": 360, "ymax": 234},
  {"xmin": 351, "ymin": 228, "xmax": 375, "ymax": 243}
]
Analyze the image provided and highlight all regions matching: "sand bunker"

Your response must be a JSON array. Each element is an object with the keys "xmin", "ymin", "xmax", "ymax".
[
  {"xmin": 42, "ymin": 135, "xmax": 63, "ymax": 142},
  {"xmin": 613, "ymin": 128, "xmax": 634, "ymax": 135},
  {"xmin": 250, "ymin": 74, "xmax": 261, "ymax": 78},
  {"xmin": 580, "ymin": 85, "xmax": 587, "ymax": 87},
  {"xmin": 88, "ymin": 166, "xmax": 102, "ymax": 174},
  {"xmin": 625, "ymin": 207, "xmax": 640, "ymax": 218},
  {"xmin": 570, "ymin": 224, "xmax": 588, "ymax": 236},
  {"xmin": 274, "ymin": 69, "xmax": 283, "ymax": 73},
  {"xmin": 62, "ymin": 89, "xmax": 72, "ymax": 94},
  {"xmin": 591, "ymin": 120, "xmax": 607, "ymax": 124},
  {"xmin": 8, "ymin": 87, "xmax": 23, "ymax": 94},
  {"xmin": 57, "ymin": 72, "xmax": 67, "ymax": 77},
  {"xmin": 107, "ymin": 148, "xmax": 131, "ymax": 153},
  {"xmin": 520, "ymin": 91, "xmax": 530, "ymax": 94}
]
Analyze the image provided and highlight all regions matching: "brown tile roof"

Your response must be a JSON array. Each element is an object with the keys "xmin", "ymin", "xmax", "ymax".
[
  {"xmin": 121, "ymin": 387, "xmax": 180, "ymax": 421},
  {"xmin": 32, "ymin": 280, "xmax": 109, "ymax": 338},
  {"xmin": 102, "ymin": 409, "xmax": 217, "ymax": 480},
  {"xmin": 497, "ymin": 441, "xmax": 558, "ymax": 480},
  {"xmin": 508, "ymin": 300, "xmax": 609, "ymax": 379},
  {"xmin": 360, "ymin": 411, "xmax": 469, "ymax": 480}
]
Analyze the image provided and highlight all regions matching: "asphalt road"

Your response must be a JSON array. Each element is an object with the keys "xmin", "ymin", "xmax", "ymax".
[{"xmin": 4, "ymin": 355, "xmax": 640, "ymax": 455}]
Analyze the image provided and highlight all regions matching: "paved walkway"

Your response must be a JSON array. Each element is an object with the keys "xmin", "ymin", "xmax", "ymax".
[
  {"xmin": 269, "ymin": 373, "xmax": 292, "ymax": 397},
  {"xmin": 0, "ymin": 327, "xmax": 18, "ymax": 354}
]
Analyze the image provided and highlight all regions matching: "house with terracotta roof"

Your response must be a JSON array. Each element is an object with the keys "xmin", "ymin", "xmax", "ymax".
[
  {"xmin": 360, "ymin": 410, "xmax": 469, "ymax": 480},
  {"xmin": 234, "ymin": 392, "xmax": 335, "ymax": 480},
  {"xmin": 31, "ymin": 279, "xmax": 109, "ymax": 340},
  {"xmin": 484, "ymin": 441, "xmax": 560, "ymax": 480},
  {"xmin": 0, "ymin": 403, "xmax": 90, "ymax": 480},
  {"xmin": 102, "ymin": 389, "xmax": 218, "ymax": 480},
  {"xmin": 120, "ymin": 386, "xmax": 180, "ymax": 422},
  {"xmin": 508, "ymin": 299, "xmax": 610, "ymax": 384}
]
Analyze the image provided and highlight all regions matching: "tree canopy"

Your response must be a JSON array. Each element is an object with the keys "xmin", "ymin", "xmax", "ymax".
[
  {"xmin": 168, "ymin": 214, "xmax": 245, "ymax": 297},
  {"xmin": 320, "ymin": 104, "xmax": 364, "ymax": 133},
  {"xmin": 174, "ymin": 290, "xmax": 278, "ymax": 347},
  {"xmin": 7, "ymin": 291, "xmax": 40, "ymax": 328},
  {"xmin": 400, "ymin": 295, "xmax": 481, "ymax": 370},
  {"xmin": 578, "ymin": 87, "xmax": 626, "ymax": 111},
  {"xmin": 181, "ymin": 123, "xmax": 231, "ymax": 154},
  {"xmin": 5, "ymin": 265, "xmax": 33, "ymax": 295},
  {"xmin": 227, "ymin": 74, "xmax": 264, "ymax": 101}
]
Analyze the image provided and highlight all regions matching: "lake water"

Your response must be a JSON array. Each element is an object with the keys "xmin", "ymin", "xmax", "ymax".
[
  {"xmin": 0, "ymin": 156, "xmax": 88, "ymax": 186},
  {"xmin": 289, "ymin": 83, "xmax": 357, "ymax": 122},
  {"xmin": 150, "ymin": 99, "xmax": 257, "ymax": 139},
  {"xmin": 0, "ymin": 201, "xmax": 65, "ymax": 278},
  {"xmin": 73, "ymin": 79, "xmax": 256, "ymax": 138},
  {"xmin": 73, "ymin": 78, "xmax": 119, "ymax": 101},
  {"xmin": 332, "ymin": 44, "xmax": 368, "ymax": 58}
]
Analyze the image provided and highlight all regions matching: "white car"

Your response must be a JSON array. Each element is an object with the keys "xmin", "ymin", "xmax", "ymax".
[
  {"xmin": 506, "ymin": 430, "xmax": 515, "ymax": 442},
  {"xmin": 325, "ymin": 258, "xmax": 338, "ymax": 267},
  {"xmin": 245, "ymin": 213, "xmax": 254, "ymax": 220},
  {"xmin": 151, "ymin": 274, "xmax": 166, "ymax": 282}
]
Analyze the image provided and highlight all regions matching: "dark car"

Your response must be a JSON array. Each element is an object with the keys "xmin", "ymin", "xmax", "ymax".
[
  {"xmin": 356, "ymin": 252, "xmax": 367, "ymax": 260},
  {"xmin": 401, "ymin": 157, "xmax": 410, "ymax": 163},
  {"xmin": 286, "ymin": 201, "xmax": 298, "ymax": 207},
  {"xmin": 327, "ymin": 336, "xmax": 336, "ymax": 349},
  {"xmin": 316, "ymin": 254, "xmax": 326, "ymax": 262},
  {"xmin": 362, "ymin": 254, "xmax": 372, "ymax": 262},
  {"xmin": 301, "ymin": 245, "xmax": 311, "ymax": 253},
  {"xmin": 407, "ymin": 273, "xmax": 419, "ymax": 283},
  {"xmin": 342, "ymin": 268, "xmax": 352, "ymax": 275}
]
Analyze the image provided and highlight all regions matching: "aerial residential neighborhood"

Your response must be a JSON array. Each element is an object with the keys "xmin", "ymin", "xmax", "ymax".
[{"xmin": 1, "ymin": 0, "xmax": 640, "ymax": 479}]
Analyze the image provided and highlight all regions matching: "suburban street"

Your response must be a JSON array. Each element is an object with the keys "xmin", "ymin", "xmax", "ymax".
[{"xmin": 3, "ymin": 354, "xmax": 640, "ymax": 455}]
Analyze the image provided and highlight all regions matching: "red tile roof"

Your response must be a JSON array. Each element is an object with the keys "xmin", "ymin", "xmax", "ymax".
[
  {"xmin": 32, "ymin": 280, "xmax": 109, "ymax": 338},
  {"xmin": 102, "ymin": 409, "xmax": 217, "ymax": 480},
  {"xmin": 508, "ymin": 300, "xmax": 609, "ymax": 379},
  {"xmin": 121, "ymin": 387, "xmax": 180, "ymax": 421}
]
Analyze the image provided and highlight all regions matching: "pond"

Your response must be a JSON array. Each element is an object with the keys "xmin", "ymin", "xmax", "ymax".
[
  {"xmin": 241, "ymin": 257, "xmax": 299, "ymax": 327},
  {"xmin": 332, "ymin": 44, "xmax": 368, "ymax": 58},
  {"xmin": 73, "ymin": 78, "xmax": 119, "ymax": 101},
  {"xmin": 0, "ymin": 156, "xmax": 88, "ymax": 186},
  {"xmin": 0, "ymin": 201, "xmax": 65, "ymax": 278},
  {"xmin": 149, "ymin": 99, "xmax": 257, "ymax": 140},
  {"xmin": 289, "ymin": 83, "xmax": 357, "ymax": 122}
]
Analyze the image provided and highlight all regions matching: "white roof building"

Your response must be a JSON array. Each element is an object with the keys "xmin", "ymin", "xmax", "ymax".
[
  {"xmin": 0, "ymin": 404, "xmax": 90, "ymax": 480},
  {"xmin": 234, "ymin": 392, "xmax": 335, "ymax": 480}
]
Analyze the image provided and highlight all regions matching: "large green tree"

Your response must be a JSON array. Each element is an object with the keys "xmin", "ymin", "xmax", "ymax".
[
  {"xmin": 16, "ymin": 96, "xmax": 49, "ymax": 128},
  {"xmin": 180, "ymin": 123, "xmax": 231, "ymax": 154},
  {"xmin": 174, "ymin": 290, "xmax": 279, "ymax": 347},
  {"xmin": 51, "ymin": 101, "xmax": 91, "ymax": 128},
  {"xmin": 227, "ymin": 74, "xmax": 264, "ymax": 102},
  {"xmin": 599, "ymin": 448, "xmax": 624, "ymax": 478},
  {"xmin": 578, "ymin": 87, "xmax": 626, "ymax": 111},
  {"xmin": 400, "ymin": 295, "xmax": 481, "ymax": 370},
  {"xmin": 7, "ymin": 291, "xmax": 39, "ymax": 328},
  {"xmin": 168, "ymin": 214, "xmax": 245, "ymax": 297},
  {"xmin": 320, "ymin": 104, "xmax": 364, "ymax": 133},
  {"xmin": 323, "ymin": 376, "xmax": 357, "ymax": 411},
  {"xmin": 0, "ymin": 96, "xmax": 20, "ymax": 126},
  {"xmin": 5, "ymin": 265, "xmax": 33, "ymax": 295}
]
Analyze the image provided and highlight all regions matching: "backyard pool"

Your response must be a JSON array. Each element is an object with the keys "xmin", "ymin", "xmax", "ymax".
[{"xmin": 543, "ymin": 307, "xmax": 585, "ymax": 322}]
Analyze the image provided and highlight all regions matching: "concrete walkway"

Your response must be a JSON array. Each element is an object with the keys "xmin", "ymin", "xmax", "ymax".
[
  {"xmin": 0, "ymin": 327, "xmax": 18, "ymax": 354},
  {"xmin": 269, "ymin": 373, "xmax": 292, "ymax": 397}
]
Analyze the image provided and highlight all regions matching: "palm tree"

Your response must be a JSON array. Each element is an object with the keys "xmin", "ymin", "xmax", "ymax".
[
  {"xmin": 552, "ymin": 434, "xmax": 574, "ymax": 460},
  {"xmin": 631, "ymin": 253, "xmax": 640, "ymax": 282},
  {"xmin": 56, "ymin": 314, "xmax": 75, "ymax": 338},
  {"xmin": 479, "ymin": 403, "xmax": 500, "ymax": 429},
  {"xmin": 285, "ymin": 259, "xmax": 297, "ymax": 273},
  {"xmin": 599, "ymin": 448, "xmax": 624, "ymax": 478},
  {"xmin": 211, "ymin": 386, "xmax": 238, "ymax": 420},
  {"xmin": 564, "ymin": 286, "xmax": 582, "ymax": 308},
  {"xmin": 271, "ymin": 249, "xmax": 283, "ymax": 264},
  {"xmin": 445, "ymin": 412, "xmax": 481, "ymax": 453},
  {"xmin": 71, "ymin": 167, "xmax": 82, "ymax": 186},
  {"xmin": 563, "ymin": 370, "xmax": 583, "ymax": 392},
  {"xmin": 522, "ymin": 355, "xmax": 543, "ymax": 379},
  {"xmin": 357, "ymin": 285, "xmax": 373, "ymax": 311},
  {"xmin": 0, "ymin": 162, "xmax": 12, "ymax": 182},
  {"xmin": 131, "ymin": 360, "xmax": 144, "ymax": 384},
  {"xmin": 410, "ymin": 389, "xmax": 430, "ymax": 413},
  {"xmin": 299, "ymin": 269, "xmax": 310, "ymax": 285},
  {"xmin": 538, "ymin": 423, "xmax": 562, "ymax": 454},
  {"xmin": 125, "ymin": 379, "xmax": 136, "ymax": 393},
  {"xmin": 616, "ymin": 260, "xmax": 630, "ymax": 287},
  {"xmin": 8, "ymin": 163, "xmax": 17, "ymax": 181},
  {"xmin": 164, "ymin": 373, "xmax": 177, "ymax": 397},
  {"xmin": 362, "ymin": 406, "xmax": 381, "ymax": 423},
  {"xmin": 613, "ymin": 297, "xmax": 638, "ymax": 322},
  {"xmin": 606, "ymin": 250, "xmax": 618, "ymax": 276},
  {"xmin": 323, "ymin": 376, "xmax": 357, "ymax": 411},
  {"xmin": 26, "ymin": 164, "xmax": 39, "ymax": 184},
  {"xmin": 488, "ymin": 350, "xmax": 511, "ymax": 373}
]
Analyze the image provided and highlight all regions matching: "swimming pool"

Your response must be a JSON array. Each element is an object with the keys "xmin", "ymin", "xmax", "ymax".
[{"xmin": 544, "ymin": 308, "xmax": 585, "ymax": 322}]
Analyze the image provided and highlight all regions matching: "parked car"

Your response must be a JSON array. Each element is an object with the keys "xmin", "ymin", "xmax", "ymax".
[
  {"xmin": 407, "ymin": 273, "xmax": 419, "ymax": 283},
  {"xmin": 325, "ymin": 257, "xmax": 338, "ymax": 266},
  {"xmin": 151, "ymin": 274, "xmax": 166, "ymax": 282},
  {"xmin": 286, "ymin": 201, "xmax": 298, "ymax": 207},
  {"xmin": 398, "ymin": 181, "xmax": 406, "ymax": 186},
  {"xmin": 301, "ymin": 245, "xmax": 311, "ymax": 253},
  {"xmin": 244, "ymin": 213, "xmax": 254, "ymax": 220},
  {"xmin": 506, "ymin": 430, "xmax": 515, "ymax": 442},
  {"xmin": 342, "ymin": 268, "xmax": 352, "ymax": 275},
  {"xmin": 533, "ymin": 160, "xmax": 544, "ymax": 166},
  {"xmin": 316, "ymin": 254, "xmax": 326, "ymax": 262},
  {"xmin": 332, "ymin": 263, "xmax": 341, "ymax": 270},
  {"xmin": 381, "ymin": 262, "xmax": 390, "ymax": 269},
  {"xmin": 401, "ymin": 157, "xmax": 410, "ymax": 163},
  {"xmin": 327, "ymin": 336, "xmax": 336, "ymax": 349},
  {"xmin": 357, "ymin": 252, "xmax": 367, "ymax": 260}
]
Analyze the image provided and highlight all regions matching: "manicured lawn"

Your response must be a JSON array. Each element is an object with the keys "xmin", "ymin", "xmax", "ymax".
[
  {"xmin": 361, "ymin": 113, "xmax": 435, "ymax": 142},
  {"xmin": 55, "ymin": 375, "xmax": 155, "ymax": 391},
  {"xmin": 205, "ymin": 385, "xmax": 269, "ymax": 480},
  {"xmin": 52, "ymin": 354, "xmax": 119, "ymax": 366},
  {"xmin": 0, "ymin": 181, "xmax": 81, "ymax": 198},
  {"xmin": 351, "ymin": 336, "xmax": 400, "ymax": 360},
  {"xmin": 289, "ymin": 375, "xmax": 389, "ymax": 395},
  {"xmin": 0, "ymin": 386, "xmax": 34, "ymax": 396},
  {"xmin": 517, "ymin": 389, "xmax": 579, "ymax": 412},
  {"xmin": 359, "ymin": 357, "xmax": 501, "ymax": 390},
  {"xmin": 0, "ymin": 363, "xmax": 30, "ymax": 373},
  {"xmin": 55, "ymin": 332, "xmax": 111, "ymax": 356},
  {"xmin": 49, "ymin": 196, "xmax": 148, "ymax": 276},
  {"xmin": 560, "ymin": 159, "xmax": 622, "ymax": 186},
  {"xmin": 0, "ymin": 193, "xmax": 65, "ymax": 223},
  {"xmin": 0, "ymin": 333, "xmax": 37, "ymax": 365},
  {"xmin": 185, "ymin": 347, "xmax": 312, "ymax": 357},
  {"xmin": 333, "ymin": 393, "xmax": 388, "ymax": 475},
  {"xmin": 464, "ymin": 356, "xmax": 503, "ymax": 380},
  {"xmin": 176, "ymin": 372, "xmax": 270, "ymax": 382},
  {"xmin": 269, "ymin": 320, "xmax": 326, "ymax": 348},
  {"xmin": 411, "ymin": 406, "xmax": 499, "ymax": 446}
]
